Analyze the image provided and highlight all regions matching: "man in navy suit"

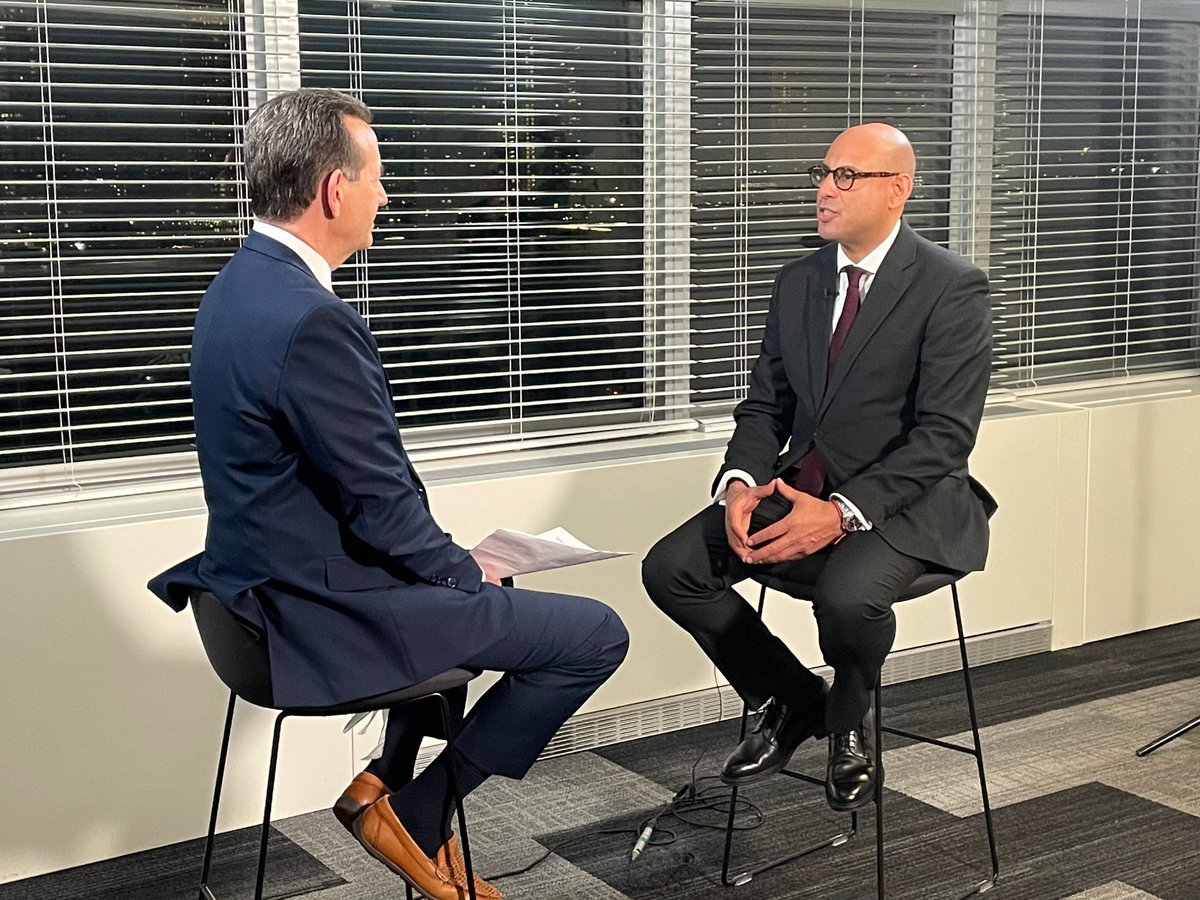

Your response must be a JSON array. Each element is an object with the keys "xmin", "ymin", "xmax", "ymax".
[
  {"xmin": 150, "ymin": 88, "xmax": 627, "ymax": 900},
  {"xmin": 643, "ymin": 123, "xmax": 995, "ymax": 811}
]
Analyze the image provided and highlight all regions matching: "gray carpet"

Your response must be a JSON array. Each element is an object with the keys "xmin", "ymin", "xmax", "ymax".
[
  {"xmin": 0, "ymin": 826, "xmax": 344, "ymax": 900},
  {"xmin": 4, "ymin": 619, "xmax": 1197, "ymax": 899}
]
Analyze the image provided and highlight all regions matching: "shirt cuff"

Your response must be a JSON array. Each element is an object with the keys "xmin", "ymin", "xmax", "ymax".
[
  {"xmin": 829, "ymin": 492, "xmax": 872, "ymax": 530},
  {"xmin": 713, "ymin": 469, "xmax": 757, "ymax": 506}
]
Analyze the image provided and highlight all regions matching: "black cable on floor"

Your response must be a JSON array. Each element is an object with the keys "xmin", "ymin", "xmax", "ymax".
[{"xmin": 485, "ymin": 717, "xmax": 766, "ymax": 884}]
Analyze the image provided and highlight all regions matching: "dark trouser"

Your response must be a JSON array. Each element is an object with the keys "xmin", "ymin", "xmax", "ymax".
[
  {"xmin": 642, "ymin": 493, "xmax": 925, "ymax": 734},
  {"xmin": 370, "ymin": 587, "xmax": 629, "ymax": 785}
]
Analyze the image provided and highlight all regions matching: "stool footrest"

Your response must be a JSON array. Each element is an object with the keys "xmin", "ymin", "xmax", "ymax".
[
  {"xmin": 882, "ymin": 726, "xmax": 979, "ymax": 755},
  {"xmin": 778, "ymin": 768, "xmax": 826, "ymax": 788},
  {"xmin": 722, "ymin": 825, "xmax": 857, "ymax": 887}
]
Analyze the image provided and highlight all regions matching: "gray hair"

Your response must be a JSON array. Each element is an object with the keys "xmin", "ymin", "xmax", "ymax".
[{"xmin": 244, "ymin": 88, "xmax": 373, "ymax": 222}]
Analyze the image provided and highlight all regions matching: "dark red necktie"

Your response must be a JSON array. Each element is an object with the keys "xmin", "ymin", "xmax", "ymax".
[
  {"xmin": 828, "ymin": 265, "xmax": 864, "ymax": 370},
  {"xmin": 788, "ymin": 265, "xmax": 866, "ymax": 496}
]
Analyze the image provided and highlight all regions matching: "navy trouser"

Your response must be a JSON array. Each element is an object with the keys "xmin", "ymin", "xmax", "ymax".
[
  {"xmin": 369, "ymin": 587, "xmax": 628, "ymax": 784},
  {"xmin": 642, "ymin": 493, "xmax": 925, "ymax": 734}
]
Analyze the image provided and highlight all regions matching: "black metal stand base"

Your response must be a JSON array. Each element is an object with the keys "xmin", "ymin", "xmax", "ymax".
[{"xmin": 1137, "ymin": 714, "xmax": 1200, "ymax": 757}]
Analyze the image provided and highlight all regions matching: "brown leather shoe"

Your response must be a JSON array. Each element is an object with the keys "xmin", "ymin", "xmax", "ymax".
[
  {"xmin": 353, "ymin": 797, "xmax": 466, "ymax": 900},
  {"xmin": 435, "ymin": 834, "xmax": 502, "ymax": 900},
  {"xmin": 333, "ymin": 771, "xmax": 390, "ymax": 835}
]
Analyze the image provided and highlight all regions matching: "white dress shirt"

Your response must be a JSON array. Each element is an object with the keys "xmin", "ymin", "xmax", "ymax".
[{"xmin": 251, "ymin": 219, "xmax": 335, "ymax": 294}]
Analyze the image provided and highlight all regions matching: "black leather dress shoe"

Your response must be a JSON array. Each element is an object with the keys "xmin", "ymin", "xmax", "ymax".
[
  {"xmin": 825, "ymin": 716, "xmax": 878, "ymax": 811},
  {"xmin": 721, "ymin": 685, "xmax": 829, "ymax": 785}
]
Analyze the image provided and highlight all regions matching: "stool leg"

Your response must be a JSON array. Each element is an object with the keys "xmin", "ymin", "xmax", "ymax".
[
  {"xmin": 874, "ymin": 680, "xmax": 884, "ymax": 900},
  {"xmin": 255, "ymin": 712, "xmax": 288, "ymax": 900},
  {"xmin": 953, "ymin": 584, "xmax": 1000, "ymax": 886},
  {"xmin": 1137, "ymin": 715, "xmax": 1200, "ymax": 756},
  {"xmin": 438, "ymin": 693, "xmax": 478, "ymax": 900},
  {"xmin": 719, "ymin": 698, "xmax": 752, "ymax": 886},
  {"xmin": 722, "ymin": 587, "xmax": 765, "ymax": 886},
  {"xmin": 198, "ymin": 691, "xmax": 236, "ymax": 900},
  {"xmin": 721, "ymin": 583, "xmax": 856, "ymax": 885}
]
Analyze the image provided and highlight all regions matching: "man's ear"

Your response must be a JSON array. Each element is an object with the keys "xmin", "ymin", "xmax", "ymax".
[
  {"xmin": 890, "ymin": 173, "xmax": 914, "ymax": 209},
  {"xmin": 321, "ymin": 168, "xmax": 345, "ymax": 219}
]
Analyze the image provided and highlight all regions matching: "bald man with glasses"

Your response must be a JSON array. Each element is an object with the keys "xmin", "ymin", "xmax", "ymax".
[{"xmin": 643, "ymin": 123, "xmax": 996, "ymax": 811}]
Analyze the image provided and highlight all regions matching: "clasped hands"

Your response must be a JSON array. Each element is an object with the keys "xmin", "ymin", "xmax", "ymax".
[{"xmin": 725, "ymin": 478, "xmax": 844, "ymax": 565}]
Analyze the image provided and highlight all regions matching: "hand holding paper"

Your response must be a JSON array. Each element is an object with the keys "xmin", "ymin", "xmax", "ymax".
[{"xmin": 470, "ymin": 527, "xmax": 627, "ymax": 581}]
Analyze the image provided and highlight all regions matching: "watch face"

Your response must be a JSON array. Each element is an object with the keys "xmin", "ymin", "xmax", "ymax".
[{"xmin": 833, "ymin": 497, "xmax": 860, "ymax": 531}]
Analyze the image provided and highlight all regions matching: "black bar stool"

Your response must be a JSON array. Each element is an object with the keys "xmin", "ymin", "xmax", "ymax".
[
  {"xmin": 189, "ymin": 590, "xmax": 481, "ymax": 900},
  {"xmin": 720, "ymin": 572, "xmax": 1000, "ymax": 898}
]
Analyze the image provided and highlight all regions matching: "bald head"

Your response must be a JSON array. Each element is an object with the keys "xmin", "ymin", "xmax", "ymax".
[
  {"xmin": 815, "ymin": 122, "xmax": 916, "ymax": 261},
  {"xmin": 839, "ymin": 122, "xmax": 915, "ymax": 177}
]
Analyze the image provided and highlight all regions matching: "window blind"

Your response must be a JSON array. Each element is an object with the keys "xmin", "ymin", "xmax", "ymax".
[
  {"xmin": 691, "ymin": 1, "xmax": 957, "ymax": 414},
  {"xmin": 296, "ymin": 0, "xmax": 693, "ymax": 451},
  {"xmin": 990, "ymin": 3, "xmax": 1200, "ymax": 390},
  {"xmin": 0, "ymin": 0, "xmax": 243, "ymax": 494}
]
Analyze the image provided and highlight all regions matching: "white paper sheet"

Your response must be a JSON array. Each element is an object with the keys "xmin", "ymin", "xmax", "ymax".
[{"xmin": 470, "ymin": 527, "xmax": 628, "ymax": 580}]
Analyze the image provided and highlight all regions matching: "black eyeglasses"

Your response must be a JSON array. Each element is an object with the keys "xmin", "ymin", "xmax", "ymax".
[{"xmin": 808, "ymin": 164, "xmax": 899, "ymax": 190}]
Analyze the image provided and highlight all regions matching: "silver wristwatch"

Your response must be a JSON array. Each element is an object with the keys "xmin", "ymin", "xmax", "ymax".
[{"xmin": 831, "ymin": 495, "xmax": 868, "ymax": 533}]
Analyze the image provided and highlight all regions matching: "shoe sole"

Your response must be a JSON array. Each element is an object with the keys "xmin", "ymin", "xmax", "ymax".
[
  {"xmin": 825, "ymin": 765, "xmax": 883, "ymax": 812},
  {"xmin": 351, "ymin": 816, "xmax": 434, "ymax": 898},
  {"xmin": 825, "ymin": 791, "xmax": 877, "ymax": 812},
  {"xmin": 332, "ymin": 796, "xmax": 365, "ymax": 835}
]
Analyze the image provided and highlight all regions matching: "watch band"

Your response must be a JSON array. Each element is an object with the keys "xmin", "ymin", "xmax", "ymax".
[{"xmin": 831, "ymin": 495, "xmax": 868, "ymax": 532}]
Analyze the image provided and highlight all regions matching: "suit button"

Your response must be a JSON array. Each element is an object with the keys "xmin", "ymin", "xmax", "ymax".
[{"xmin": 447, "ymin": 577, "xmax": 457, "ymax": 588}]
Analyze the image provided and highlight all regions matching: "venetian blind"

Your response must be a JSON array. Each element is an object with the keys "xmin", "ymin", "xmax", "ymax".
[
  {"xmin": 295, "ymin": 0, "xmax": 694, "ymax": 453},
  {"xmin": 990, "ymin": 2, "xmax": 1200, "ymax": 390},
  {"xmin": 0, "ymin": 0, "xmax": 696, "ymax": 502},
  {"xmin": 0, "ymin": 0, "xmax": 244, "ymax": 500}
]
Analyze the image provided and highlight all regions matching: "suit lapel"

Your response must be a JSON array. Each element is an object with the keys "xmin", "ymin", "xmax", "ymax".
[
  {"xmin": 805, "ymin": 253, "xmax": 838, "ymax": 409},
  {"xmin": 819, "ymin": 224, "xmax": 917, "ymax": 416}
]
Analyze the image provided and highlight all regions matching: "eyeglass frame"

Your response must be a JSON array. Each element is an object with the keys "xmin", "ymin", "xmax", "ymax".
[{"xmin": 808, "ymin": 164, "xmax": 900, "ymax": 190}]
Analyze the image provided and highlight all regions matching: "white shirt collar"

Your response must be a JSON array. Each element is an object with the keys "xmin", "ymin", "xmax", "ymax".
[
  {"xmin": 835, "ymin": 218, "xmax": 903, "ymax": 288},
  {"xmin": 251, "ymin": 220, "xmax": 335, "ymax": 293}
]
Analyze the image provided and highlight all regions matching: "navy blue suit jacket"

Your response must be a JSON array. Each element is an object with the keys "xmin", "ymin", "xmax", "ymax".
[
  {"xmin": 150, "ymin": 231, "xmax": 516, "ymax": 707},
  {"xmin": 720, "ymin": 224, "xmax": 997, "ymax": 573}
]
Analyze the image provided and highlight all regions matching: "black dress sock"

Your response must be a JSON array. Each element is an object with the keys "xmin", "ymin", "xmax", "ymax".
[
  {"xmin": 389, "ymin": 747, "xmax": 489, "ymax": 858},
  {"xmin": 364, "ymin": 685, "xmax": 469, "ymax": 791}
]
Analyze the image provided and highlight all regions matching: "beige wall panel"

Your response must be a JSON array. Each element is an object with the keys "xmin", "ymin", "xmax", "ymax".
[
  {"xmin": 1084, "ymin": 396, "xmax": 1200, "ymax": 642},
  {"xmin": 0, "ymin": 518, "xmax": 354, "ymax": 883}
]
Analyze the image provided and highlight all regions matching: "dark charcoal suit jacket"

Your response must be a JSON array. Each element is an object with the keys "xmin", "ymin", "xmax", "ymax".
[
  {"xmin": 149, "ymin": 231, "xmax": 518, "ymax": 708},
  {"xmin": 719, "ymin": 222, "xmax": 997, "ymax": 573}
]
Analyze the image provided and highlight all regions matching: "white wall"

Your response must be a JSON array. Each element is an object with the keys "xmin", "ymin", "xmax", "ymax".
[{"xmin": 2, "ymin": 381, "xmax": 1199, "ymax": 883}]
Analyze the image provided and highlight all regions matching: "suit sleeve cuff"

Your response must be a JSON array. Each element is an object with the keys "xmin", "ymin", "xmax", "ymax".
[{"xmin": 713, "ymin": 469, "xmax": 757, "ymax": 506}]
